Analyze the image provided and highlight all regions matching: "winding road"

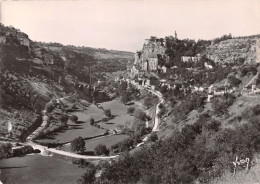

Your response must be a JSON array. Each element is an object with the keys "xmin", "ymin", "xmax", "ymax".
[
  {"xmin": 5, "ymin": 81, "xmax": 163, "ymax": 159},
  {"xmin": 128, "ymin": 81, "xmax": 164, "ymax": 146}
]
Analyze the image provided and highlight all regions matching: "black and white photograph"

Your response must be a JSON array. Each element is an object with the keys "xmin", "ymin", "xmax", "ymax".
[{"xmin": 0, "ymin": 0, "xmax": 260, "ymax": 183}]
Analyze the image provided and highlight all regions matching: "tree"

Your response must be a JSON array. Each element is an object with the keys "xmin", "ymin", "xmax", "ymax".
[
  {"xmin": 89, "ymin": 118, "xmax": 95, "ymax": 125},
  {"xmin": 104, "ymin": 109, "xmax": 111, "ymax": 117},
  {"xmin": 127, "ymin": 106, "xmax": 135, "ymax": 114},
  {"xmin": 227, "ymin": 75, "xmax": 241, "ymax": 87},
  {"xmin": 150, "ymin": 36, "xmax": 157, "ymax": 42},
  {"xmin": 160, "ymin": 85, "xmax": 168, "ymax": 94},
  {"xmin": 121, "ymin": 93, "xmax": 130, "ymax": 104},
  {"xmin": 77, "ymin": 166, "xmax": 96, "ymax": 184},
  {"xmin": 133, "ymin": 109, "xmax": 146, "ymax": 121},
  {"xmin": 45, "ymin": 102, "xmax": 55, "ymax": 113},
  {"xmin": 149, "ymin": 133, "xmax": 158, "ymax": 142},
  {"xmin": 70, "ymin": 115, "xmax": 78, "ymax": 123},
  {"xmin": 60, "ymin": 114, "xmax": 69, "ymax": 126},
  {"xmin": 0, "ymin": 143, "xmax": 12, "ymax": 159},
  {"xmin": 71, "ymin": 136, "xmax": 85, "ymax": 153},
  {"xmin": 94, "ymin": 144, "xmax": 109, "ymax": 156},
  {"xmin": 211, "ymin": 94, "xmax": 236, "ymax": 116}
]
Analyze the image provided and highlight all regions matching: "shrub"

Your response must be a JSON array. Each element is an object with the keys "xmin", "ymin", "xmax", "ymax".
[
  {"xmin": 73, "ymin": 158, "xmax": 91, "ymax": 168},
  {"xmin": 70, "ymin": 115, "xmax": 78, "ymax": 122},
  {"xmin": 45, "ymin": 102, "xmax": 55, "ymax": 113},
  {"xmin": 94, "ymin": 144, "xmax": 109, "ymax": 156},
  {"xmin": 60, "ymin": 114, "xmax": 69, "ymax": 125},
  {"xmin": 12, "ymin": 145, "xmax": 34, "ymax": 157},
  {"xmin": 89, "ymin": 118, "xmax": 95, "ymax": 125},
  {"xmin": 77, "ymin": 166, "xmax": 96, "ymax": 184},
  {"xmin": 211, "ymin": 94, "xmax": 236, "ymax": 116},
  {"xmin": 71, "ymin": 136, "xmax": 85, "ymax": 153},
  {"xmin": 205, "ymin": 120, "xmax": 221, "ymax": 132},
  {"xmin": 227, "ymin": 75, "xmax": 242, "ymax": 87},
  {"xmin": 104, "ymin": 109, "xmax": 111, "ymax": 117},
  {"xmin": 149, "ymin": 133, "xmax": 158, "ymax": 142},
  {"xmin": 127, "ymin": 106, "xmax": 135, "ymax": 114},
  {"xmin": 133, "ymin": 109, "xmax": 146, "ymax": 121},
  {"xmin": 121, "ymin": 93, "xmax": 130, "ymax": 104},
  {"xmin": 0, "ymin": 143, "xmax": 12, "ymax": 159},
  {"xmin": 144, "ymin": 96, "xmax": 158, "ymax": 108},
  {"xmin": 160, "ymin": 85, "xmax": 168, "ymax": 94}
]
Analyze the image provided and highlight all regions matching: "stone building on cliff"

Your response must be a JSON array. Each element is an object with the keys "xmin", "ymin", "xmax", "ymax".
[{"xmin": 133, "ymin": 37, "xmax": 169, "ymax": 73}]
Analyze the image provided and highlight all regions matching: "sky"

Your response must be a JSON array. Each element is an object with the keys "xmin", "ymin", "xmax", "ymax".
[{"xmin": 1, "ymin": 0, "xmax": 260, "ymax": 52}]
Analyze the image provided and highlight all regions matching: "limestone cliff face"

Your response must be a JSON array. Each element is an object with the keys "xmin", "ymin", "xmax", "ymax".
[
  {"xmin": 135, "ymin": 39, "xmax": 167, "ymax": 71},
  {"xmin": 0, "ymin": 24, "xmax": 30, "ymax": 48},
  {"xmin": 205, "ymin": 37, "xmax": 260, "ymax": 64}
]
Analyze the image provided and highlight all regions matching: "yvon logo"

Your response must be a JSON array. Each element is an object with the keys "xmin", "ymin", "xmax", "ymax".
[{"xmin": 232, "ymin": 156, "xmax": 250, "ymax": 177}]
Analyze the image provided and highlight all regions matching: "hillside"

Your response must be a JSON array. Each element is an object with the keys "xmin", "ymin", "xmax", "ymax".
[
  {"xmin": 205, "ymin": 36, "xmax": 260, "ymax": 64},
  {"xmin": 0, "ymin": 23, "xmax": 133, "ymax": 141}
]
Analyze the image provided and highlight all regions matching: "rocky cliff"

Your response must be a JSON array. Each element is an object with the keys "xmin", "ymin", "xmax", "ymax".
[{"xmin": 205, "ymin": 36, "xmax": 260, "ymax": 64}]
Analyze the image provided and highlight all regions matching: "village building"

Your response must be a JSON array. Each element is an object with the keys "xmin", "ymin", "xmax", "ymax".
[
  {"xmin": 204, "ymin": 62, "xmax": 213, "ymax": 69},
  {"xmin": 181, "ymin": 54, "xmax": 201, "ymax": 62},
  {"xmin": 132, "ymin": 36, "xmax": 171, "ymax": 74}
]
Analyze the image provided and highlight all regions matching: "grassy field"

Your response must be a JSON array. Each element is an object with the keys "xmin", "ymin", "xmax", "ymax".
[
  {"xmin": 97, "ymin": 100, "xmax": 138, "ymax": 130},
  {"xmin": 37, "ymin": 104, "xmax": 106, "ymax": 144},
  {"xmin": 37, "ymin": 100, "xmax": 139, "ymax": 144},
  {"xmin": 0, "ymin": 155, "xmax": 85, "ymax": 184},
  {"xmin": 61, "ymin": 134, "xmax": 129, "ymax": 153}
]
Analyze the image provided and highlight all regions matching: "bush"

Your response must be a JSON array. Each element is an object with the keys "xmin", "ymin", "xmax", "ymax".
[
  {"xmin": 0, "ymin": 143, "xmax": 12, "ymax": 159},
  {"xmin": 133, "ymin": 109, "xmax": 146, "ymax": 121},
  {"xmin": 104, "ymin": 109, "xmax": 111, "ymax": 117},
  {"xmin": 45, "ymin": 102, "xmax": 55, "ymax": 113},
  {"xmin": 71, "ymin": 136, "xmax": 85, "ymax": 153},
  {"xmin": 60, "ymin": 114, "xmax": 69, "ymax": 125},
  {"xmin": 227, "ymin": 75, "xmax": 242, "ymax": 87},
  {"xmin": 70, "ymin": 115, "xmax": 78, "ymax": 122},
  {"xmin": 149, "ymin": 133, "xmax": 158, "ymax": 142},
  {"xmin": 12, "ymin": 145, "xmax": 34, "ymax": 157},
  {"xmin": 211, "ymin": 94, "xmax": 236, "ymax": 116},
  {"xmin": 144, "ymin": 96, "xmax": 158, "ymax": 108},
  {"xmin": 89, "ymin": 118, "xmax": 95, "ymax": 125},
  {"xmin": 73, "ymin": 158, "xmax": 91, "ymax": 168},
  {"xmin": 77, "ymin": 166, "xmax": 96, "ymax": 184},
  {"xmin": 205, "ymin": 120, "xmax": 221, "ymax": 132},
  {"xmin": 121, "ymin": 93, "xmax": 130, "ymax": 104},
  {"xmin": 127, "ymin": 106, "xmax": 135, "ymax": 114},
  {"xmin": 160, "ymin": 85, "xmax": 168, "ymax": 94},
  {"xmin": 94, "ymin": 144, "xmax": 109, "ymax": 156}
]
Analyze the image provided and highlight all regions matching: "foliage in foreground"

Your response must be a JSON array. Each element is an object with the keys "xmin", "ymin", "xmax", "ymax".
[{"xmin": 78, "ymin": 105, "xmax": 260, "ymax": 184}]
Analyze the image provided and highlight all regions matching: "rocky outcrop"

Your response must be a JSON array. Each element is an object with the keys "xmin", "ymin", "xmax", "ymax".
[
  {"xmin": 134, "ymin": 38, "xmax": 168, "ymax": 72},
  {"xmin": 205, "ymin": 37, "xmax": 260, "ymax": 64}
]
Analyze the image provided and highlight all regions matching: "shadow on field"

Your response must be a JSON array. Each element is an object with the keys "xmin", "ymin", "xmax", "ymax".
[
  {"xmin": 75, "ymin": 121, "xmax": 85, "ymax": 124},
  {"xmin": 0, "ymin": 166, "xmax": 28, "ymax": 169}
]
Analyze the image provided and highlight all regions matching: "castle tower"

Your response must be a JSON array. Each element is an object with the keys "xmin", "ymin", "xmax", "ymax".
[{"xmin": 175, "ymin": 31, "xmax": 177, "ymax": 39}]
